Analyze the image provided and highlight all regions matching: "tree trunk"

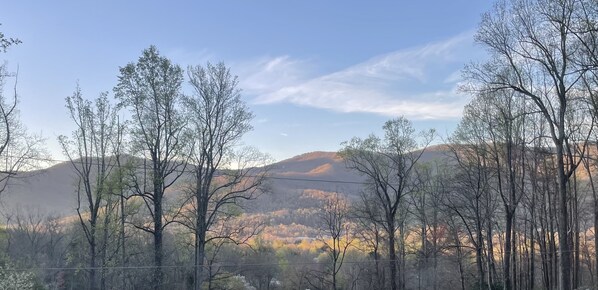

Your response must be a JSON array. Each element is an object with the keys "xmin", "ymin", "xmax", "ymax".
[
  {"xmin": 512, "ymin": 217, "xmax": 518, "ymax": 290},
  {"xmin": 530, "ymin": 199, "xmax": 536, "ymax": 290},
  {"xmin": 432, "ymin": 210, "xmax": 438, "ymax": 290},
  {"xmin": 195, "ymin": 236, "xmax": 206, "ymax": 290},
  {"xmin": 101, "ymin": 206, "xmax": 110, "ymax": 290},
  {"xmin": 585, "ymin": 152, "xmax": 598, "ymax": 289},
  {"xmin": 505, "ymin": 211, "xmax": 513, "ymax": 290},
  {"xmin": 154, "ymin": 191, "xmax": 164, "ymax": 290},
  {"xmin": 373, "ymin": 230, "xmax": 382, "ymax": 290},
  {"xmin": 475, "ymin": 198, "xmax": 486, "ymax": 290},
  {"xmin": 400, "ymin": 221, "xmax": 406, "ymax": 290},
  {"xmin": 573, "ymin": 173, "xmax": 580, "ymax": 290},
  {"xmin": 388, "ymin": 218, "xmax": 398, "ymax": 290},
  {"xmin": 486, "ymin": 214, "xmax": 497, "ymax": 288},
  {"xmin": 194, "ymin": 175, "xmax": 209, "ymax": 290},
  {"xmin": 556, "ymin": 142, "xmax": 571, "ymax": 290},
  {"xmin": 419, "ymin": 219, "xmax": 426, "ymax": 290},
  {"xmin": 595, "ymin": 197, "xmax": 598, "ymax": 289},
  {"xmin": 333, "ymin": 243, "xmax": 337, "ymax": 290},
  {"xmin": 454, "ymin": 225, "xmax": 466, "ymax": 290},
  {"xmin": 90, "ymin": 230, "xmax": 97, "ymax": 290},
  {"xmin": 120, "ymin": 185, "xmax": 127, "ymax": 289}
]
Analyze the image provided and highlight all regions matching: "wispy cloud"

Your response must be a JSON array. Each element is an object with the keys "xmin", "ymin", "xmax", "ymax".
[
  {"xmin": 241, "ymin": 32, "xmax": 482, "ymax": 120},
  {"xmin": 237, "ymin": 56, "xmax": 312, "ymax": 96}
]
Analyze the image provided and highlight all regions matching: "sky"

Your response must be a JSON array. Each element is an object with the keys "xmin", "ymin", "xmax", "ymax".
[{"xmin": 0, "ymin": 1, "xmax": 493, "ymax": 163}]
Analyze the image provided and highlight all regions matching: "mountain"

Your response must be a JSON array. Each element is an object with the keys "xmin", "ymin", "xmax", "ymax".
[
  {"xmin": 0, "ymin": 146, "xmax": 452, "ymax": 239},
  {"xmin": 249, "ymin": 151, "xmax": 364, "ymax": 211},
  {"xmin": 1, "ymin": 161, "xmax": 80, "ymax": 216}
]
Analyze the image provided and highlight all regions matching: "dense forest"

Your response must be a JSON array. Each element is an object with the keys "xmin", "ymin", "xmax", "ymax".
[{"xmin": 2, "ymin": 0, "xmax": 598, "ymax": 289}]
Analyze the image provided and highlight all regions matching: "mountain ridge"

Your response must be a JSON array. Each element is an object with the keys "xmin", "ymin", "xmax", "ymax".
[{"xmin": 0, "ymin": 147, "xmax": 451, "ymax": 218}]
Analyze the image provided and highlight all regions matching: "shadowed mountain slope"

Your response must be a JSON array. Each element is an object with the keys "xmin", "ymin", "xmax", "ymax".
[{"xmin": 5, "ymin": 144, "xmax": 595, "ymax": 244}]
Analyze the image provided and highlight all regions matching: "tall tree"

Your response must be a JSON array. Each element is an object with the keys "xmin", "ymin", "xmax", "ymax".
[
  {"xmin": 182, "ymin": 62, "xmax": 270, "ymax": 290},
  {"xmin": 58, "ymin": 87, "xmax": 120, "ymax": 290},
  {"xmin": 114, "ymin": 46, "xmax": 188, "ymax": 290},
  {"xmin": 465, "ymin": 1, "xmax": 597, "ymax": 288},
  {"xmin": 317, "ymin": 192, "xmax": 352, "ymax": 290},
  {"xmin": 339, "ymin": 117, "xmax": 433, "ymax": 290},
  {"xmin": 408, "ymin": 161, "xmax": 450, "ymax": 290},
  {"xmin": 453, "ymin": 89, "xmax": 531, "ymax": 290},
  {"xmin": 0, "ymin": 29, "xmax": 45, "ymax": 201},
  {"xmin": 352, "ymin": 193, "xmax": 385, "ymax": 290},
  {"xmin": 446, "ymin": 133, "xmax": 495, "ymax": 289}
]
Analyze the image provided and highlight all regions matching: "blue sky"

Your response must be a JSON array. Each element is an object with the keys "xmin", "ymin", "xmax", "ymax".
[{"xmin": 0, "ymin": 1, "xmax": 493, "ymax": 162}]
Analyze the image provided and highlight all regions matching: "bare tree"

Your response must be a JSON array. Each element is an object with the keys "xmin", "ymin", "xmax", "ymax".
[
  {"xmin": 182, "ymin": 62, "xmax": 270, "ymax": 290},
  {"xmin": 339, "ymin": 117, "xmax": 433, "ymax": 290},
  {"xmin": 447, "ymin": 109, "xmax": 496, "ymax": 290},
  {"xmin": 114, "ymin": 45, "xmax": 189, "ymax": 290},
  {"xmin": 408, "ymin": 161, "xmax": 451, "ymax": 290},
  {"xmin": 451, "ymin": 89, "xmax": 532, "ymax": 290},
  {"xmin": 58, "ymin": 86, "xmax": 120, "ymax": 290},
  {"xmin": 0, "ymin": 25, "xmax": 47, "ymax": 218},
  {"xmin": 464, "ymin": 1, "xmax": 597, "ymax": 288},
  {"xmin": 1, "ymin": 207, "xmax": 71, "ymax": 287},
  {"xmin": 352, "ymin": 193, "xmax": 385, "ymax": 290},
  {"xmin": 0, "ymin": 66, "xmax": 47, "ymax": 201},
  {"xmin": 0, "ymin": 31, "xmax": 47, "ymax": 208},
  {"xmin": 317, "ymin": 192, "xmax": 352, "ymax": 290}
]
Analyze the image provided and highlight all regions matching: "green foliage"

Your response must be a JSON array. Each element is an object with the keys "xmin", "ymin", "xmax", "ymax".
[{"xmin": 114, "ymin": 45, "xmax": 186, "ymax": 156}]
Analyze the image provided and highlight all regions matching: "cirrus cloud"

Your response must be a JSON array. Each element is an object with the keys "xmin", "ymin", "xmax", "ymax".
[{"xmin": 240, "ymin": 32, "xmax": 483, "ymax": 120}]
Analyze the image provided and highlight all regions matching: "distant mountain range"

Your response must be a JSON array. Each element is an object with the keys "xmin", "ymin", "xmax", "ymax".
[{"xmin": 0, "ymin": 146, "xmax": 452, "ymax": 239}]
